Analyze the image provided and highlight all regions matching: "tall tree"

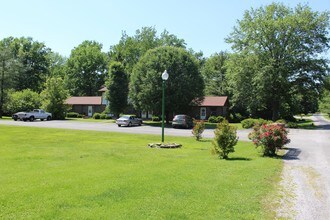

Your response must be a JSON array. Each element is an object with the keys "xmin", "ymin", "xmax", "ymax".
[
  {"xmin": 41, "ymin": 77, "xmax": 69, "ymax": 120},
  {"xmin": 130, "ymin": 46, "xmax": 204, "ymax": 122},
  {"xmin": 106, "ymin": 62, "xmax": 128, "ymax": 117},
  {"xmin": 202, "ymin": 52, "xmax": 229, "ymax": 96},
  {"xmin": 226, "ymin": 3, "xmax": 330, "ymax": 120},
  {"xmin": 0, "ymin": 47, "xmax": 21, "ymax": 117},
  {"xmin": 9, "ymin": 37, "xmax": 51, "ymax": 92},
  {"xmin": 109, "ymin": 27, "xmax": 186, "ymax": 74},
  {"xmin": 66, "ymin": 40, "xmax": 108, "ymax": 96}
]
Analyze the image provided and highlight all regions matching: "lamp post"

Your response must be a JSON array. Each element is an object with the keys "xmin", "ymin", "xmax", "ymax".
[{"xmin": 161, "ymin": 70, "xmax": 169, "ymax": 143}]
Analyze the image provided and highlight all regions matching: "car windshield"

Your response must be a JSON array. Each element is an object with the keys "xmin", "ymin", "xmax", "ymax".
[
  {"xmin": 120, "ymin": 116, "xmax": 130, "ymax": 119},
  {"xmin": 174, "ymin": 115, "xmax": 185, "ymax": 119}
]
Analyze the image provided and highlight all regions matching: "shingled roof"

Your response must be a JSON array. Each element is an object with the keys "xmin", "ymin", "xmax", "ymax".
[
  {"xmin": 199, "ymin": 96, "xmax": 228, "ymax": 107},
  {"xmin": 65, "ymin": 96, "xmax": 102, "ymax": 105}
]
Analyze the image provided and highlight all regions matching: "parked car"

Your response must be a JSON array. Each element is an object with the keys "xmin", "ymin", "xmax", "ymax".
[
  {"xmin": 12, "ymin": 109, "xmax": 52, "ymax": 121},
  {"xmin": 172, "ymin": 114, "xmax": 194, "ymax": 128},
  {"xmin": 116, "ymin": 115, "xmax": 142, "ymax": 127}
]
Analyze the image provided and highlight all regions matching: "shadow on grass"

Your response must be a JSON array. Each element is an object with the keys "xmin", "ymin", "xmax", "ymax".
[
  {"xmin": 226, "ymin": 157, "xmax": 252, "ymax": 161},
  {"xmin": 198, "ymin": 139, "xmax": 212, "ymax": 143}
]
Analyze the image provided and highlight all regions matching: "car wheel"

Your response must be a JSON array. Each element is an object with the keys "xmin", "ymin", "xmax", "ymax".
[
  {"xmin": 128, "ymin": 122, "xmax": 132, "ymax": 127},
  {"xmin": 118, "ymin": 124, "xmax": 121, "ymax": 127},
  {"xmin": 47, "ymin": 116, "xmax": 51, "ymax": 121},
  {"xmin": 29, "ymin": 116, "xmax": 34, "ymax": 122},
  {"xmin": 41, "ymin": 119, "xmax": 44, "ymax": 121}
]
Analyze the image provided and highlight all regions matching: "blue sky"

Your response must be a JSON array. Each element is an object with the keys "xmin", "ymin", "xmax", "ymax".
[{"xmin": 0, "ymin": 0, "xmax": 329, "ymax": 58}]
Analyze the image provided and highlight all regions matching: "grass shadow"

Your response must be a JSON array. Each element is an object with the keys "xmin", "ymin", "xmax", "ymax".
[{"xmin": 226, "ymin": 157, "xmax": 252, "ymax": 161}]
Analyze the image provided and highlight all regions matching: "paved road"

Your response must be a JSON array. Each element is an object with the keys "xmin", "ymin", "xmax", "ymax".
[{"xmin": 0, "ymin": 119, "xmax": 251, "ymax": 141}]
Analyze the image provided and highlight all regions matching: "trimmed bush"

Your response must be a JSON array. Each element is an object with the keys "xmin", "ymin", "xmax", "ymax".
[
  {"xmin": 105, "ymin": 115, "xmax": 112, "ymax": 120},
  {"xmin": 152, "ymin": 116, "xmax": 160, "ymax": 121},
  {"xmin": 93, "ymin": 113, "xmax": 101, "ymax": 119},
  {"xmin": 67, "ymin": 112, "xmax": 80, "ymax": 118},
  {"xmin": 208, "ymin": 115, "xmax": 225, "ymax": 123},
  {"xmin": 249, "ymin": 123, "xmax": 290, "ymax": 156},
  {"xmin": 241, "ymin": 118, "xmax": 256, "ymax": 128},
  {"xmin": 208, "ymin": 116, "xmax": 217, "ymax": 123},
  {"xmin": 212, "ymin": 119, "xmax": 238, "ymax": 159},
  {"xmin": 192, "ymin": 120, "xmax": 205, "ymax": 141},
  {"xmin": 100, "ymin": 114, "xmax": 106, "ymax": 119}
]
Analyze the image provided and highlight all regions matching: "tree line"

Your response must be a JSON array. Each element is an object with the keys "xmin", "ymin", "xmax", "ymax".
[{"xmin": 0, "ymin": 3, "xmax": 329, "ymax": 121}]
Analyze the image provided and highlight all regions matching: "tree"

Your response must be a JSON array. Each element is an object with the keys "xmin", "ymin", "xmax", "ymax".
[
  {"xmin": 9, "ymin": 37, "xmax": 51, "ymax": 92},
  {"xmin": 41, "ymin": 77, "xmax": 69, "ymax": 120},
  {"xmin": 226, "ymin": 3, "xmax": 330, "ymax": 121},
  {"xmin": 202, "ymin": 52, "xmax": 229, "ymax": 96},
  {"xmin": 66, "ymin": 40, "xmax": 108, "ymax": 96},
  {"xmin": 130, "ymin": 46, "xmax": 204, "ymax": 123},
  {"xmin": 48, "ymin": 52, "xmax": 67, "ymax": 78},
  {"xmin": 0, "ymin": 47, "xmax": 22, "ymax": 117},
  {"xmin": 109, "ymin": 27, "xmax": 186, "ymax": 74},
  {"xmin": 4, "ymin": 89, "xmax": 41, "ymax": 114},
  {"xmin": 319, "ymin": 75, "xmax": 330, "ymax": 115},
  {"xmin": 106, "ymin": 62, "xmax": 128, "ymax": 117}
]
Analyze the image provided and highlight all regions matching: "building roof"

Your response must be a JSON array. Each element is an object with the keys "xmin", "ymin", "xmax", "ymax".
[
  {"xmin": 65, "ymin": 96, "xmax": 102, "ymax": 105},
  {"xmin": 199, "ymin": 96, "xmax": 228, "ymax": 107}
]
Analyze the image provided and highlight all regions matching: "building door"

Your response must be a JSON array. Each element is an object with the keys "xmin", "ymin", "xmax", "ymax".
[
  {"xmin": 88, "ymin": 106, "xmax": 93, "ymax": 117},
  {"xmin": 200, "ymin": 107, "xmax": 206, "ymax": 120}
]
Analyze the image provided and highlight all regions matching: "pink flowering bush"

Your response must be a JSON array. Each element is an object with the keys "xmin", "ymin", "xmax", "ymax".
[{"xmin": 248, "ymin": 123, "xmax": 290, "ymax": 156}]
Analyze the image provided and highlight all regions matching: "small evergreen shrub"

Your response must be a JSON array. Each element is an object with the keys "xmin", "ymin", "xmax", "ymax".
[
  {"xmin": 152, "ymin": 116, "xmax": 160, "ymax": 121},
  {"xmin": 100, "ymin": 114, "xmax": 106, "ymax": 119},
  {"xmin": 105, "ymin": 115, "xmax": 112, "ymax": 120},
  {"xmin": 66, "ymin": 112, "xmax": 80, "ymax": 118},
  {"xmin": 192, "ymin": 120, "xmax": 205, "ymax": 141},
  {"xmin": 249, "ymin": 123, "xmax": 290, "ymax": 157},
  {"xmin": 212, "ymin": 119, "xmax": 238, "ymax": 159},
  {"xmin": 93, "ymin": 113, "xmax": 101, "ymax": 119}
]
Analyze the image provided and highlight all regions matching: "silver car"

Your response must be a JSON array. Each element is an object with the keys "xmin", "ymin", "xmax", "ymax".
[{"xmin": 116, "ymin": 115, "xmax": 142, "ymax": 127}]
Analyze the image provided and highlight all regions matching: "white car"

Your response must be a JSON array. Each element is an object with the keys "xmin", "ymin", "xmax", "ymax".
[
  {"xmin": 116, "ymin": 115, "xmax": 142, "ymax": 127},
  {"xmin": 12, "ymin": 109, "xmax": 52, "ymax": 121}
]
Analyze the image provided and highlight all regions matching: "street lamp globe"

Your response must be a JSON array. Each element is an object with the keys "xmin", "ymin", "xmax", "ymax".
[{"xmin": 162, "ymin": 70, "xmax": 169, "ymax": 81}]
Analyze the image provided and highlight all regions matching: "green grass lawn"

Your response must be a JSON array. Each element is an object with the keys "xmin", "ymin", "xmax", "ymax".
[{"xmin": 0, "ymin": 125, "xmax": 282, "ymax": 219}]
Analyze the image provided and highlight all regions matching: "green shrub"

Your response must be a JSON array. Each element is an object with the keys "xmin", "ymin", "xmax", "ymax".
[
  {"xmin": 93, "ymin": 113, "xmax": 101, "ymax": 119},
  {"xmin": 152, "ymin": 116, "xmax": 160, "ymax": 121},
  {"xmin": 208, "ymin": 115, "xmax": 225, "ymax": 123},
  {"xmin": 287, "ymin": 122, "xmax": 298, "ymax": 128},
  {"xmin": 100, "ymin": 114, "xmax": 106, "ymax": 119},
  {"xmin": 241, "ymin": 118, "xmax": 256, "ymax": 128},
  {"xmin": 229, "ymin": 113, "xmax": 244, "ymax": 123},
  {"xmin": 275, "ymin": 119, "xmax": 287, "ymax": 124},
  {"xmin": 192, "ymin": 120, "xmax": 205, "ymax": 141},
  {"xmin": 216, "ymin": 116, "xmax": 225, "ymax": 123},
  {"xmin": 212, "ymin": 119, "xmax": 238, "ymax": 159},
  {"xmin": 208, "ymin": 116, "xmax": 217, "ymax": 123},
  {"xmin": 66, "ymin": 112, "xmax": 80, "ymax": 118},
  {"xmin": 105, "ymin": 115, "xmax": 112, "ymax": 120},
  {"xmin": 249, "ymin": 123, "xmax": 290, "ymax": 156}
]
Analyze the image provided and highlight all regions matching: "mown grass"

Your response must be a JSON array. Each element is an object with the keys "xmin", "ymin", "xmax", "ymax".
[{"xmin": 0, "ymin": 125, "xmax": 282, "ymax": 219}]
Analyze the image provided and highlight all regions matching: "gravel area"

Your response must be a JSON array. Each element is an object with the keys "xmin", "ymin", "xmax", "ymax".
[{"xmin": 276, "ymin": 115, "xmax": 330, "ymax": 219}]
